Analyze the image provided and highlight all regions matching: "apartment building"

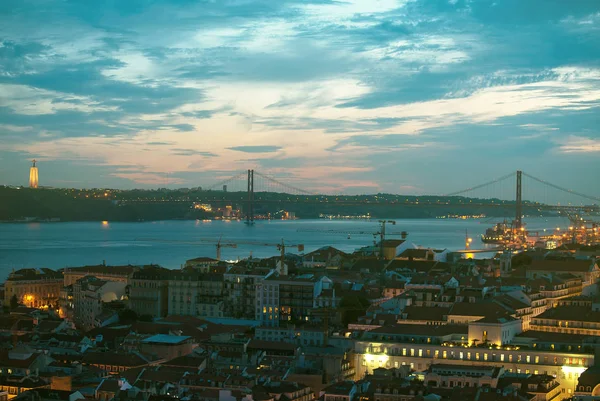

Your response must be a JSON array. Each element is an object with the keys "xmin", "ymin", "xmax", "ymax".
[
  {"xmin": 256, "ymin": 273, "xmax": 333, "ymax": 326},
  {"xmin": 167, "ymin": 270, "xmax": 224, "ymax": 317},
  {"xmin": 72, "ymin": 276, "xmax": 127, "ymax": 331},
  {"xmin": 128, "ymin": 265, "xmax": 170, "ymax": 318},
  {"xmin": 3, "ymin": 269, "xmax": 63, "ymax": 309},
  {"xmin": 529, "ymin": 304, "xmax": 600, "ymax": 336},
  {"xmin": 223, "ymin": 266, "xmax": 270, "ymax": 319},
  {"xmin": 63, "ymin": 264, "xmax": 137, "ymax": 286}
]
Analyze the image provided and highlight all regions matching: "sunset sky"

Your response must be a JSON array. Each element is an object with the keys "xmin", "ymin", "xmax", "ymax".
[{"xmin": 1, "ymin": 0, "xmax": 599, "ymax": 199}]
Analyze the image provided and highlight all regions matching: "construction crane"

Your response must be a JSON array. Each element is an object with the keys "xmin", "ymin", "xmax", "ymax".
[
  {"xmin": 136, "ymin": 237, "xmax": 304, "ymax": 273},
  {"xmin": 297, "ymin": 220, "xmax": 408, "ymax": 259}
]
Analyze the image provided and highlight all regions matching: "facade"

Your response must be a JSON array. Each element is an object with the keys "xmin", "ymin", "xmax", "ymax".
[
  {"xmin": 72, "ymin": 276, "xmax": 127, "ymax": 331},
  {"xmin": 185, "ymin": 257, "xmax": 220, "ymax": 273},
  {"xmin": 3, "ymin": 269, "xmax": 62, "ymax": 309},
  {"xmin": 467, "ymin": 316, "xmax": 523, "ymax": 346},
  {"xmin": 423, "ymin": 364, "xmax": 503, "ymax": 389},
  {"xmin": 255, "ymin": 326, "xmax": 326, "ymax": 346},
  {"xmin": 167, "ymin": 271, "xmax": 224, "ymax": 317},
  {"xmin": 529, "ymin": 305, "xmax": 600, "ymax": 336},
  {"xmin": 63, "ymin": 265, "xmax": 137, "ymax": 286},
  {"xmin": 128, "ymin": 266, "xmax": 170, "ymax": 318},
  {"xmin": 354, "ymin": 336, "xmax": 593, "ymax": 397},
  {"xmin": 303, "ymin": 247, "xmax": 349, "ymax": 269},
  {"xmin": 223, "ymin": 267, "xmax": 270, "ymax": 319},
  {"xmin": 525, "ymin": 260, "xmax": 600, "ymax": 285},
  {"xmin": 256, "ymin": 274, "xmax": 333, "ymax": 326},
  {"xmin": 138, "ymin": 334, "xmax": 195, "ymax": 360}
]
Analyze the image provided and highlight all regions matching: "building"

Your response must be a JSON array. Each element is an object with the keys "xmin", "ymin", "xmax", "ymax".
[
  {"xmin": 63, "ymin": 265, "xmax": 137, "ymax": 286},
  {"xmin": 29, "ymin": 160, "xmax": 38, "ymax": 189},
  {"xmin": 185, "ymin": 257, "xmax": 220, "ymax": 273},
  {"xmin": 167, "ymin": 270, "xmax": 224, "ymax": 317},
  {"xmin": 255, "ymin": 326, "xmax": 326, "ymax": 346},
  {"xmin": 138, "ymin": 334, "xmax": 195, "ymax": 360},
  {"xmin": 0, "ymin": 347, "xmax": 52, "ymax": 377},
  {"xmin": 354, "ymin": 324, "xmax": 593, "ymax": 397},
  {"xmin": 467, "ymin": 315, "xmax": 522, "ymax": 346},
  {"xmin": 223, "ymin": 267, "xmax": 270, "ymax": 319},
  {"xmin": 128, "ymin": 266, "xmax": 170, "ymax": 319},
  {"xmin": 0, "ymin": 377, "xmax": 50, "ymax": 400},
  {"xmin": 574, "ymin": 366, "xmax": 600, "ymax": 400},
  {"xmin": 82, "ymin": 351, "xmax": 149, "ymax": 374},
  {"xmin": 424, "ymin": 364, "xmax": 503, "ymax": 389},
  {"xmin": 3, "ymin": 269, "xmax": 63, "ymax": 309},
  {"xmin": 72, "ymin": 276, "xmax": 127, "ymax": 331},
  {"xmin": 256, "ymin": 273, "xmax": 333, "ymax": 326},
  {"xmin": 303, "ymin": 247, "xmax": 349, "ymax": 269},
  {"xmin": 529, "ymin": 305, "xmax": 600, "ymax": 336},
  {"xmin": 525, "ymin": 260, "xmax": 600, "ymax": 285},
  {"xmin": 321, "ymin": 381, "xmax": 357, "ymax": 401}
]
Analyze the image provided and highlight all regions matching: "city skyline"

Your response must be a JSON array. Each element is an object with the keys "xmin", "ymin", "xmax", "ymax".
[{"xmin": 1, "ymin": 0, "xmax": 599, "ymax": 197}]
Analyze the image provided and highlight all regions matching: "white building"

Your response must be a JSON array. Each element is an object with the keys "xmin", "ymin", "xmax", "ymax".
[{"xmin": 73, "ymin": 276, "xmax": 127, "ymax": 331}]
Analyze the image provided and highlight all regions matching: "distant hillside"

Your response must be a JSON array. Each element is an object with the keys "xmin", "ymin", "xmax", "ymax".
[{"xmin": 0, "ymin": 186, "xmax": 538, "ymax": 222}]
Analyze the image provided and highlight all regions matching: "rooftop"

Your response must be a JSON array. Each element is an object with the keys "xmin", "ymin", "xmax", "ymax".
[
  {"xmin": 141, "ymin": 334, "xmax": 192, "ymax": 345},
  {"xmin": 528, "ymin": 259, "xmax": 596, "ymax": 272}
]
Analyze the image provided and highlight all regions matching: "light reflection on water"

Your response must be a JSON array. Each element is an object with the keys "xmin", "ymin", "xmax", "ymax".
[{"xmin": 0, "ymin": 217, "xmax": 569, "ymax": 280}]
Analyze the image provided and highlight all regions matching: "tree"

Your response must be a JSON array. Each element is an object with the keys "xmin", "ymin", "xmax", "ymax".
[{"xmin": 10, "ymin": 294, "xmax": 18, "ymax": 310}]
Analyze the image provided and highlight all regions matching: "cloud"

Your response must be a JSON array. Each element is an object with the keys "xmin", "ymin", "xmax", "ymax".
[
  {"xmin": 227, "ymin": 146, "xmax": 283, "ymax": 153},
  {"xmin": 170, "ymin": 148, "xmax": 217, "ymax": 157},
  {"xmin": 0, "ymin": 0, "xmax": 599, "ymax": 198},
  {"xmin": 555, "ymin": 136, "xmax": 600, "ymax": 153}
]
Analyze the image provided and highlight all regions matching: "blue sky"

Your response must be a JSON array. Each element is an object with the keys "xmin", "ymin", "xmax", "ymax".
[{"xmin": 0, "ymin": 0, "xmax": 599, "ymax": 201}]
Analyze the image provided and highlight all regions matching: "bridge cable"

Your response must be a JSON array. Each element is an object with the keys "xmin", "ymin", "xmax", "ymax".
[
  {"xmin": 443, "ymin": 172, "xmax": 516, "ymax": 197},
  {"xmin": 522, "ymin": 172, "xmax": 600, "ymax": 203},
  {"xmin": 205, "ymin": 171, "xmax": 247, "ymax": 191},
  {"xmin": 253, "ymin": 171, "xmax": 318, "ymax": 196}
]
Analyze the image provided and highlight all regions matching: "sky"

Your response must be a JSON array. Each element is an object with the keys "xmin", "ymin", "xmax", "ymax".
[{"xmin": 0, "ymin": 0, "xmax": 599, "ymax": 201}]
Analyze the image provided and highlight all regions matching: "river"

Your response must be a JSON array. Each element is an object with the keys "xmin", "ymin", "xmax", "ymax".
[{"xmin": 0, "ymin": 217, "xmax": 570, "ymax": 281}]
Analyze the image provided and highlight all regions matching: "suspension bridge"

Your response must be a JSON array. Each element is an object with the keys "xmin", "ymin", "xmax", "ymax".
[{"xmin": 119, "ymin": 170, "xmax": 600, "ymax": 224}]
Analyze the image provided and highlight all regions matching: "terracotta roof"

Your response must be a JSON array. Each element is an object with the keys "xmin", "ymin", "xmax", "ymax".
[
  {"xmin": 82, "ymin": 351, "xmax": 148, "ymax": 367},
  {"xmin": 528, "ymin": 259, "xmax": 595, "ymax": 272},
  {"xmin": 97, "ymin": 378, "xmax": 120, "ymax": 393},
  {"xmin": 36, "ymin": 320, "xmax": 63, "ymax": 333},
  {"xmin": 304, "ymin": 246, "xmax": 349, "ymax": 260},
  {"xmin": 187, "ymin": 257, "xmax": 218, "ymax": 263},
  {"xmin": 161, "ymin": 353, "xmax": 206, "ymax": 368},
  {"xmin": 514, "ymin": 330, "xmax": 594, "ymax": 343},
  {"xmin": 322, "ymin": 381, "xmax": 355, "ymax": 395},
  {"xmin": 382, "ymin": 240, "xmax": 406, "ymax": 247},
  {"xmin": 0, "ymin": 350, "xmax": 41, "ymax": 369},
  {"xmin": 368, "ymin": 324, "xmax": 467, "ymax": 337},
  {"xmin": 402, "ymin": 306, "xmax": 449, "ymax": 321},
  {"xmin": 247, "ymin": 340, "xmax": 297, "ymax": 352},
  {"xmin": 535, "ymin": 306, "xmax": 600, "ymax": 323},
  {"xmin": 65, "ymin": 265, "xmax": 137, "ymax": 275},
  {"xmin": 386, "ymin": 260, "xmax": 438, "ymax": 272},
  {"xmin": 397, "ymin": 249, "xmax": 431, "ymax": 259},
  {"xmin": 449, "ymin": 302, "xmax": 510, "ymax": 318}
]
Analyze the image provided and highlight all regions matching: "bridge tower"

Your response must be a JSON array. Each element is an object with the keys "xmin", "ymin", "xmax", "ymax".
[
  {"xmin": 246, "ymin": 169, "xmax": 254, "ymax": 225},
  {"xmin": 515, "ymin": 170, "xmax": 522, "ymax": 230}
]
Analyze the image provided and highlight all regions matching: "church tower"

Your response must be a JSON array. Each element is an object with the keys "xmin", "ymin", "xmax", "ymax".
[{"xmin": 29, "ymin": 159, "xmax": 39, "ymax": 188}]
